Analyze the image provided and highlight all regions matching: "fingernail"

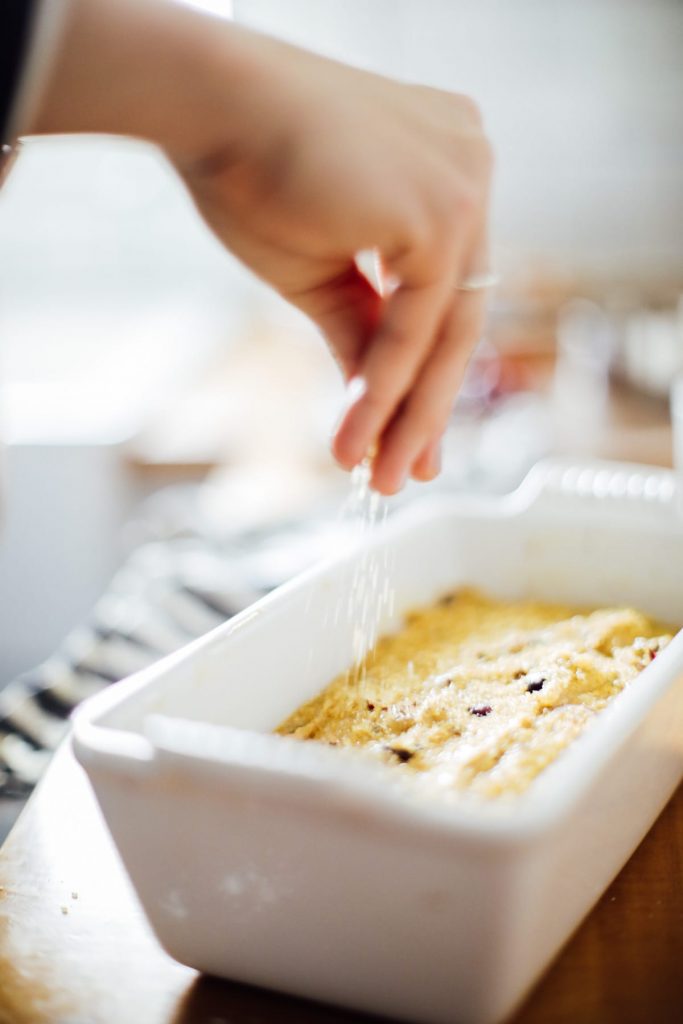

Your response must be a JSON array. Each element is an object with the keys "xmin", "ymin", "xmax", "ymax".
[{"xmin": 394, "ymin": 469, "xmax": 409, "ymax": 493}]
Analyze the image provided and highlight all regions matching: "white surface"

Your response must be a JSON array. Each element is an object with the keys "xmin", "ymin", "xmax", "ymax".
[
  {"xmin": 0, "ymin": 136, "xmax": 265, "ymax": 433},
  {"xmin": 0, "ymin": 441, "xmax": 138, "ymax": 682},
  {"xmin": 73, "ymin": 459, "xmax": 683, "ymax": 1024},
  {"xmin": 235, "ymin": 0, "xmax": 683, "ymax": 278}
]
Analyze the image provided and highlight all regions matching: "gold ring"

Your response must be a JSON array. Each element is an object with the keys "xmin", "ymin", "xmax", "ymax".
[{"xmin": 457, "ymin": 272, "xmax": 500, "ymax": 292}]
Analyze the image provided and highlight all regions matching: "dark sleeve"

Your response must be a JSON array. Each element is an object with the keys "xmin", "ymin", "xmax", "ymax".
[{"xmin": 1, "ymin": 0, "xmax": 40, "ymax": 142}]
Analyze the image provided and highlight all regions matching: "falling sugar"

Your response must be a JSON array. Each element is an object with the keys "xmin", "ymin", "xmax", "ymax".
[{"xmin": 338, "ymin": 456, "xmax": 395, "ymax": 687}]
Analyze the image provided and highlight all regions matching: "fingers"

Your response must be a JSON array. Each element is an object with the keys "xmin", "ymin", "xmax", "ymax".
[
  {"xmin": 331, "ymin": 189, "xmax": 477, "ymax": 471},
  {"xmin": 332, "ymin": 155, "xmax": 489, "ymax": 482},
  {"xmin": 331, "ymin": 267, "xmax": 452, "ymax": 469},
  {"xmin": 368, "ymin": 205, "xmax": 491, "ymax": 494},
  {"xmin": 409, "ymin": 217, "xmax": 492, "ymax": 487},
  {"xmin": 369, "ymin": 288, "xmax": 486, "ymax": 494},
  {"xmin": 411, "ymin": 435, "xmax": 442, "ymax": 481}
]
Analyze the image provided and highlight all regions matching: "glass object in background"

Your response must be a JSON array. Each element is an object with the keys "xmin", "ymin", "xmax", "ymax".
[
  {"xmin": 553, "ymin": 299, "xmax": 615, "ymax": 456},
  {"xmin": 473, "ymin": 391, "xmax": 552, "ymax": 491},
  {"xmin": 613, "ymin": 302, "xmax": 683, "ymax": 400}
]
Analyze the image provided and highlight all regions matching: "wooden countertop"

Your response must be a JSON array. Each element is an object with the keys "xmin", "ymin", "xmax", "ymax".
[{"xmin": 1, "ymin": 744, "xmax": 681, "ymax": 1024}]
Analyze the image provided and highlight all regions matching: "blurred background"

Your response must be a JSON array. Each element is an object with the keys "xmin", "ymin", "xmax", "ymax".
[{"xmin": 1, "ymin": 0, "xmax": 682, "ymax": 689}]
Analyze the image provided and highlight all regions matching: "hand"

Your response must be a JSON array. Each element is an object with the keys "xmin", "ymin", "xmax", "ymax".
[
  {"xmin": 177, "ymin": 31, "xmax": 493, "ymax": 494},
  {"xmin": 30, "ymin": 0, "xmax": 493, "ymax": 494}
]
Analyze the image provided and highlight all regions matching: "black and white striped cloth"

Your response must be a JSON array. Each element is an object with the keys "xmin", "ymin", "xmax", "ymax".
[
  {"xmin": 0, "ymin": 496, "xmax": 372, "ymax": 822},
  {"xmin": 0, "ymin": 539, "xmax": 261, "ymax": 799}
]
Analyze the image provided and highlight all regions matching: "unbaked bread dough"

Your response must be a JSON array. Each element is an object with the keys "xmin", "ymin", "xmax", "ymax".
[{"xmin": 276, "ymin": 588, "xmax": 673, "ymax": 798}]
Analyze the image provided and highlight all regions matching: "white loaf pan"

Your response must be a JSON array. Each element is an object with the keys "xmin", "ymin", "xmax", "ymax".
[{"xmin": 72, "ymin": 459, "xmax": 683, "ymax": 1024}]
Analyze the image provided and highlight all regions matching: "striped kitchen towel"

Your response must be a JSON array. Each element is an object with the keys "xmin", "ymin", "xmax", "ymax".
[{"xmin": 0, "ymin": 510, "xmax": 351, "ymax": 805}]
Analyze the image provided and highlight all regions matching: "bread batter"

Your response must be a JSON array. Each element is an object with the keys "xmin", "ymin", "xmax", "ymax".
[{"xmin": 276, "ymin": 588, "xmax": 674, "ymax": 798}]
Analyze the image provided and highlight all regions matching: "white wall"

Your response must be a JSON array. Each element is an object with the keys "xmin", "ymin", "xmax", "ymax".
[{"xmin": 234, "ymin": 0, "xmax": 683, "ymax": 278}]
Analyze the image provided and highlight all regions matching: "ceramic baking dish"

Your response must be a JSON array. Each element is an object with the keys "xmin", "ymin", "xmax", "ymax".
[{"xmin": 72, "ymin": 458, "xmax": 683, "ymax": 1024}]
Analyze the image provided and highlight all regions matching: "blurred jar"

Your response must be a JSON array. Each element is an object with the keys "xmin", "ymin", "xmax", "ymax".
[
  {"xmin": 607, "ymin": 287, "xmax": 683, "ymax": 400},
  {"xmin": 553, "ymin": 298, "xmax": 615, "ymax": 455}
]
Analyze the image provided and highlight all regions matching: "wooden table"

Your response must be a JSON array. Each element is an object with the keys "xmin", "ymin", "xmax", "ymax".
[{"xmin": 0, "ymin": 743, "xmax": 681, "ymax": 1024}]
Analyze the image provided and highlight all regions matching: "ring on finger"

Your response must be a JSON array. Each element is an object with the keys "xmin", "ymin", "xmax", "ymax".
[{"xmin": 456, "ymin": 271, "xmax": 500, "ymax": 292}]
